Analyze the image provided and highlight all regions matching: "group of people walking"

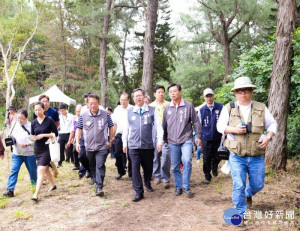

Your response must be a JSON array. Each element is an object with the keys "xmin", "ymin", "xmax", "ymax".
[{"xmin": 1, "ymin": 77, "xmax": 277, "ymax": 222}]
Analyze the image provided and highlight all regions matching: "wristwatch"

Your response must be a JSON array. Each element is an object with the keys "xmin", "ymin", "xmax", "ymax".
[{"xmin": 267, "ymin": 135, "xmax": 273, "ymax": 141}]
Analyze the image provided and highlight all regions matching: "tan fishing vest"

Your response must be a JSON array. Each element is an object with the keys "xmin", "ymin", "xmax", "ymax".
[{"xmin": 224, "ymin": 101, "xmax": 266, "ymax": 156}]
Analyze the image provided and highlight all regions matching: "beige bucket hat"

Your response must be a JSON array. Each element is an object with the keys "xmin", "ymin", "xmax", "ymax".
[{"xmin": 231, "ymin": 76, "xmax": 256, "ymax": 92}]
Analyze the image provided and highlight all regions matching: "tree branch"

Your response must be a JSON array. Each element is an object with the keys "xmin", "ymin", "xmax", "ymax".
[
  {"xmin": 207, "ymin": 12, "xmax": 221, "ymax": 44},
  {"xmin": 197, "ymin": 0, "xmax": 218, "ymax": 13},
  {"xmin": 226, "ymin": 2, "xmax": 240, "ymax": 29},
  {"xmin": 228, "ymin": 21, "xmax": 248, "ymax": 42},
  {"xmin": 137, "ymin": 0, "xmax": 147, "ymax": 10}
]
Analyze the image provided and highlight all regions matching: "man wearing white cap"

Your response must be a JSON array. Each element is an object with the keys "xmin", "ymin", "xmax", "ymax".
[
  {"xmin": 217, "ymin": 76, "xmax": 277, "ymax": 220},
  {"xmin": 199, "ymin": 88, "xmax": 223, "ymax": 184}
]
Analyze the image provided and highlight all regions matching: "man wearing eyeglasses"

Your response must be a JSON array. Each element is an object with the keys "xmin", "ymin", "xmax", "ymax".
[
  {"xmin": 122, "ymin": 88, "xmax": 163, "ymax": 202},
  {"xmin": 217, "ymin": 76, "xmax": 277, "ymax": 223}
]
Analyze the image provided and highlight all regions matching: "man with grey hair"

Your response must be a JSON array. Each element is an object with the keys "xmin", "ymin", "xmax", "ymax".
[
  {"xmin": 217, "ymin": 76, "xmax": 277, "ymax": 223},
  {"xmin": 122, "ymin": 88, "xmax": 163, "ymax": 202}
]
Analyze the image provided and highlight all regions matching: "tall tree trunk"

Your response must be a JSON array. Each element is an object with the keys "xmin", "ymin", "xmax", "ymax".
[
  {"xmin": 59, "ymin": 1, "xmax": 67, "ymax": 92},
  {"xmin": 265, "ymin": 0, "xmax": 297, "ymax": 171},
  {"xmin": 223, "ymin": 40, "xmax": 232, "ymax": 77},
  {"xmin": 99, "ymin": 0, "xmax": 112, "ymax": 107},
  {"xmin": 121, "ymin": 29, "xmax": 129, "ymax": 94},
  {"xmin": 141, "ymin": 0, "xmax": 158, "ymax": 99}
]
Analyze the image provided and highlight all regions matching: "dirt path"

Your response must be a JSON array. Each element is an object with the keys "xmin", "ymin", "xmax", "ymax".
[{"xmin": 0, "ymin": 154, "xmax": 299, "ymax": 231}]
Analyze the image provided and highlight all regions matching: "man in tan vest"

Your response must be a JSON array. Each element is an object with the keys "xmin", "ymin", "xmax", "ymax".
[{"xmin": 217, "ymin": 77, "xmax": 277, "ymax": 221}]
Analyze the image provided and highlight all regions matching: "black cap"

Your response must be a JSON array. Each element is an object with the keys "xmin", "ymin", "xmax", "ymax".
[
  {"xmin": 7, "ymin": 105, "xmax": 15, "ymax": 111},
  {"xmin": 59, "ymin": 104, "xmax": 67, "ymax": 110}
]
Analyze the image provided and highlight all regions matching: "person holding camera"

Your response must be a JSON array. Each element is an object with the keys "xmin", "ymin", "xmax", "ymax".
[
  {"xmin": 2, "ymin": 109, "xmax": 37, "ymax": 198},
  {"xmin": 31, "ymin": 102, "xmax": 58, "ymax": 201},
  {"xmin": 5, "ymin": 105, "xmax": 17, "ymax": 129},
  {"xmin": 199, "ymin": 88, "xmax": 223, "ymax": 184},
  {"xmin": 217, "ymin": 77, "xmax": 277, "ymax": 219}
]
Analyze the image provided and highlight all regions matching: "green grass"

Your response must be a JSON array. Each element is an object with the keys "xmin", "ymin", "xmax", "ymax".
[
  {"xmin": 15, "ymin": 210, "xmax": 32, "ymax": 220},
  {"xmin": 0, "ymin": 197, "xmax": 9, "ymax": 209}
]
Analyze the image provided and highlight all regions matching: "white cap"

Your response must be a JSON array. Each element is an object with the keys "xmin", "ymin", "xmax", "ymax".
[{"xmin": 203, "ymin": 88, "xmax": 214, "ymax": 96}]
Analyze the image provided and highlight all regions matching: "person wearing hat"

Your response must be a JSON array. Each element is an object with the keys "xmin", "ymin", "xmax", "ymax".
[
  {"xmin": 217, "ymin": 76, "xmax": 277, "ymax": 221},
  {"xmin": 199, "ymin": 88, "xmax": 223, "ymax": 184},
  {"xmin": 5, "ymin": 105, "xmax": 17, "ymax": 129},
  {"xmin": 57, "ymin": 104, "xmax": 75, "ymax": 168}
]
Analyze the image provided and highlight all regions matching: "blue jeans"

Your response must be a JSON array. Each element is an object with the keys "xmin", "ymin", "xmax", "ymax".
[
  {"xmin": 153, "ymin": 140, "xmax": 171, "ymax": 182},
  {"xmin": 7, "ymin": 154, "xmax": 37, "ymax": 190},
  {"xmin": 229, "ymin": 153, "xmax": 265, "ymax": 215},
  {"xmin": 196, "ymin": 145, "xmax": 201, "ymax": 160},
  {"xmin": 169, "ymin": 140, "xmax": 193, "ymax": 189}
]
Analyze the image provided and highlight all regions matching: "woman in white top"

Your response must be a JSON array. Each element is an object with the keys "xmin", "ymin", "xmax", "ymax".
[{"xmin": 2, "ymin": 109, "xmax": 37, "ymax": 198}]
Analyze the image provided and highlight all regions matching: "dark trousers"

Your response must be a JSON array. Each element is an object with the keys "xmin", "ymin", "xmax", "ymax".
[
  {"xmin": 129, "ymin": 149, "xmax": 154, "ymax": 195},
  {"xmin": 79, "ymin": 144, "xmax": 90, "ymax": 174},
  {"xmin": 114, "ymin": 134, "xmax": 126, "ymax": 175},
  {"xmin": 72, "ymin": 145, "xmax": 80, "ymax": 168},
  {"xmin": 58, "ymin": 133, "xmax": 72, "ymax": 165},
  {"xmin": 202, "ymin": 139, "xmax": 221, "ymax": 181},
  {"xmin": 86, "ymin": 149, "xmax": 108, "ymax": 189},
  {"xmin": 126, "ymin": 153, "xmax": 132, "ymax": 177}
]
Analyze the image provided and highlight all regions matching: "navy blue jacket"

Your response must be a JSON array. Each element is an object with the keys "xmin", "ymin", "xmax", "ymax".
[{"xmin": 199, "ymin": 102, "xmax": 223, "ymax": 141}]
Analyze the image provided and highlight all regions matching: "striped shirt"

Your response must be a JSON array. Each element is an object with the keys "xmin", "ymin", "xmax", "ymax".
[{"xmin": 77, "ymin": 111, "xmax": 114, "ymax": 129}]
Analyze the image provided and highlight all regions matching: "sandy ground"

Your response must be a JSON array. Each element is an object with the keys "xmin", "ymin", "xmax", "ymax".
[{"xmin": 0, "ymin": 150, "xmax": 299, "ymax": 231}]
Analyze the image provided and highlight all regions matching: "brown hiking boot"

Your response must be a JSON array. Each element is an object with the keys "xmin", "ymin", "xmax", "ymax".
[{"xmin": 246, "ymin": 196, "xmax": 252, "ymax": 208}]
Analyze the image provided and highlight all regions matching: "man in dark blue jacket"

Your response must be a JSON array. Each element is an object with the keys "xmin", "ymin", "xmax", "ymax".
[{"xmin": 199, "ymin": 88, "xmax": 223, "ymax": 184}]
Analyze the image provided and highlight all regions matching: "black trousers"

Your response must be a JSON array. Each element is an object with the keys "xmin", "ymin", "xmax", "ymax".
[
  {"xmin": 86, "ymin": 149, "xmax": 108, "ymax": 189},
  {"xmin": 58, "ymin": 133, "xmax": 73, "ymax": 165},
  {"xmin": 129, "ymin": 149, "xmax": 154, "ymax": 195},
  {"xmin": 202, "ymin": 139, "xmax": 221, "ymax": 181},
  {"xmin": 114, "ymin": 134, "xmax": 126, "ymax": 175},
  {"xmin": 72, "ymin": 145, "xmax": 80, "ymax": 168}
]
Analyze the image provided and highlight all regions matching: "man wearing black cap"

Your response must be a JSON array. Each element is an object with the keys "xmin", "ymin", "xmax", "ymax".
[{"xmin": 58, "ymin": 104, "xmax": 75, "ymax": 168}]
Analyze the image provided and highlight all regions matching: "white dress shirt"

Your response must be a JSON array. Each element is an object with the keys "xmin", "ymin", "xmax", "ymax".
[
  {"xmin": 59, "ymin": 113, "xmax": 74, "ymax": 134},
  {"xmin": 217, "ymin": 101, "xmax": 277, "ymax": 141},
  {"xmin": 113, "ymin": 104, "xmax": 133, "ymax": 134},
  {"xmin": 122, "ymin": 103, "xmax": 163, "ymax": 147}
]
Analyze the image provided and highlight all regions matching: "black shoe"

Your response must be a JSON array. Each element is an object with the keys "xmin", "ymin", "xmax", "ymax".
[
  {"xmin": 57, "ymin": 164, "xmax": 62, "ymax": 168},
  {"xmin": 85, "ymin": 171, "xmax": 90, "ymax": 178},
  {"xmin": 48, "ymin": 185, "xmax": 57, "ymax": 192},
  {"xmin": 212, "ymin": 170, "xmax": 218, "ymax": 177},
  {"xmin": 246, "ymin": 196, "xmax": 252, "ymax": 208},
  {"xmin": 31, "ymin": 197, "xmax": 38, "ymax": 202},
  {"xmin": 202, "ymin": 179, "xmax": 210, "ymax": 184},
  {"xmin": 79, "ymin": 172, "xmax": 84, "ymax": 179},
  {"xmin": 146, "ymin": 186, "xmax": 154, "ymax": 192},
  {"xmin": 72, "ymin": 167, "xmax": 80, "ymax": 171},
  {"xmin": 132, "ymin": 194, "xmax": 144, "ymax": 202},
  {"xmin": 174, "ymin": 188, "xmax": 183, "ymax": 196},
  {"xmin": 96, "ymin": 188, "xmax": 104, "ymax": 197},
  {"xmin": 115, "ymin": 173, "xmax": 125, "ymax": 180},
  {"xmin": 3, "ymin": 190, "xmax": 14, "ymax": 197},
  {"xmin": 184, "ymin": 188, "xmax": 192, "ymax": 198},
  {"xmin": 90, "ymin": 179, "xmax": 95, "ymax": 185}
]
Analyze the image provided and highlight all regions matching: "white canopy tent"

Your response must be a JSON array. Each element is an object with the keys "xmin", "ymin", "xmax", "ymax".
[{"xmin": 29, "ymin": 85, "xmax": 76, "ymax": 106}]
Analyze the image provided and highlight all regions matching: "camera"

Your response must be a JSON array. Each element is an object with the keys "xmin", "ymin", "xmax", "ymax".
[
  {"xmin": 240, "ymin": 121, "xmax": 252, "ymax": 133},
  {"xmin": 4, "ymin": 136, "xmax": 16, "ymax": 147}
]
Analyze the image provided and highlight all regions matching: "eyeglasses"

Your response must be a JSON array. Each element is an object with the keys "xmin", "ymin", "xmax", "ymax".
[{"xmin": 235, "ymin": 88, "xmax": 253, "ymax": 94}]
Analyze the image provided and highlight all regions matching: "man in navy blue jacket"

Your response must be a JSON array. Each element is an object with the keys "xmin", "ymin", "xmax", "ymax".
[{"xmin": 199, "ymin": 88, "xmax": 223, "ymax": 184}]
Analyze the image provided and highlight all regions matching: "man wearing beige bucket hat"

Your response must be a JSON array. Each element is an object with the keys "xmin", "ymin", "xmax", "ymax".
[{"xmin": 217, "ymin": 76, "xmax": 277, "ymax": 221}]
